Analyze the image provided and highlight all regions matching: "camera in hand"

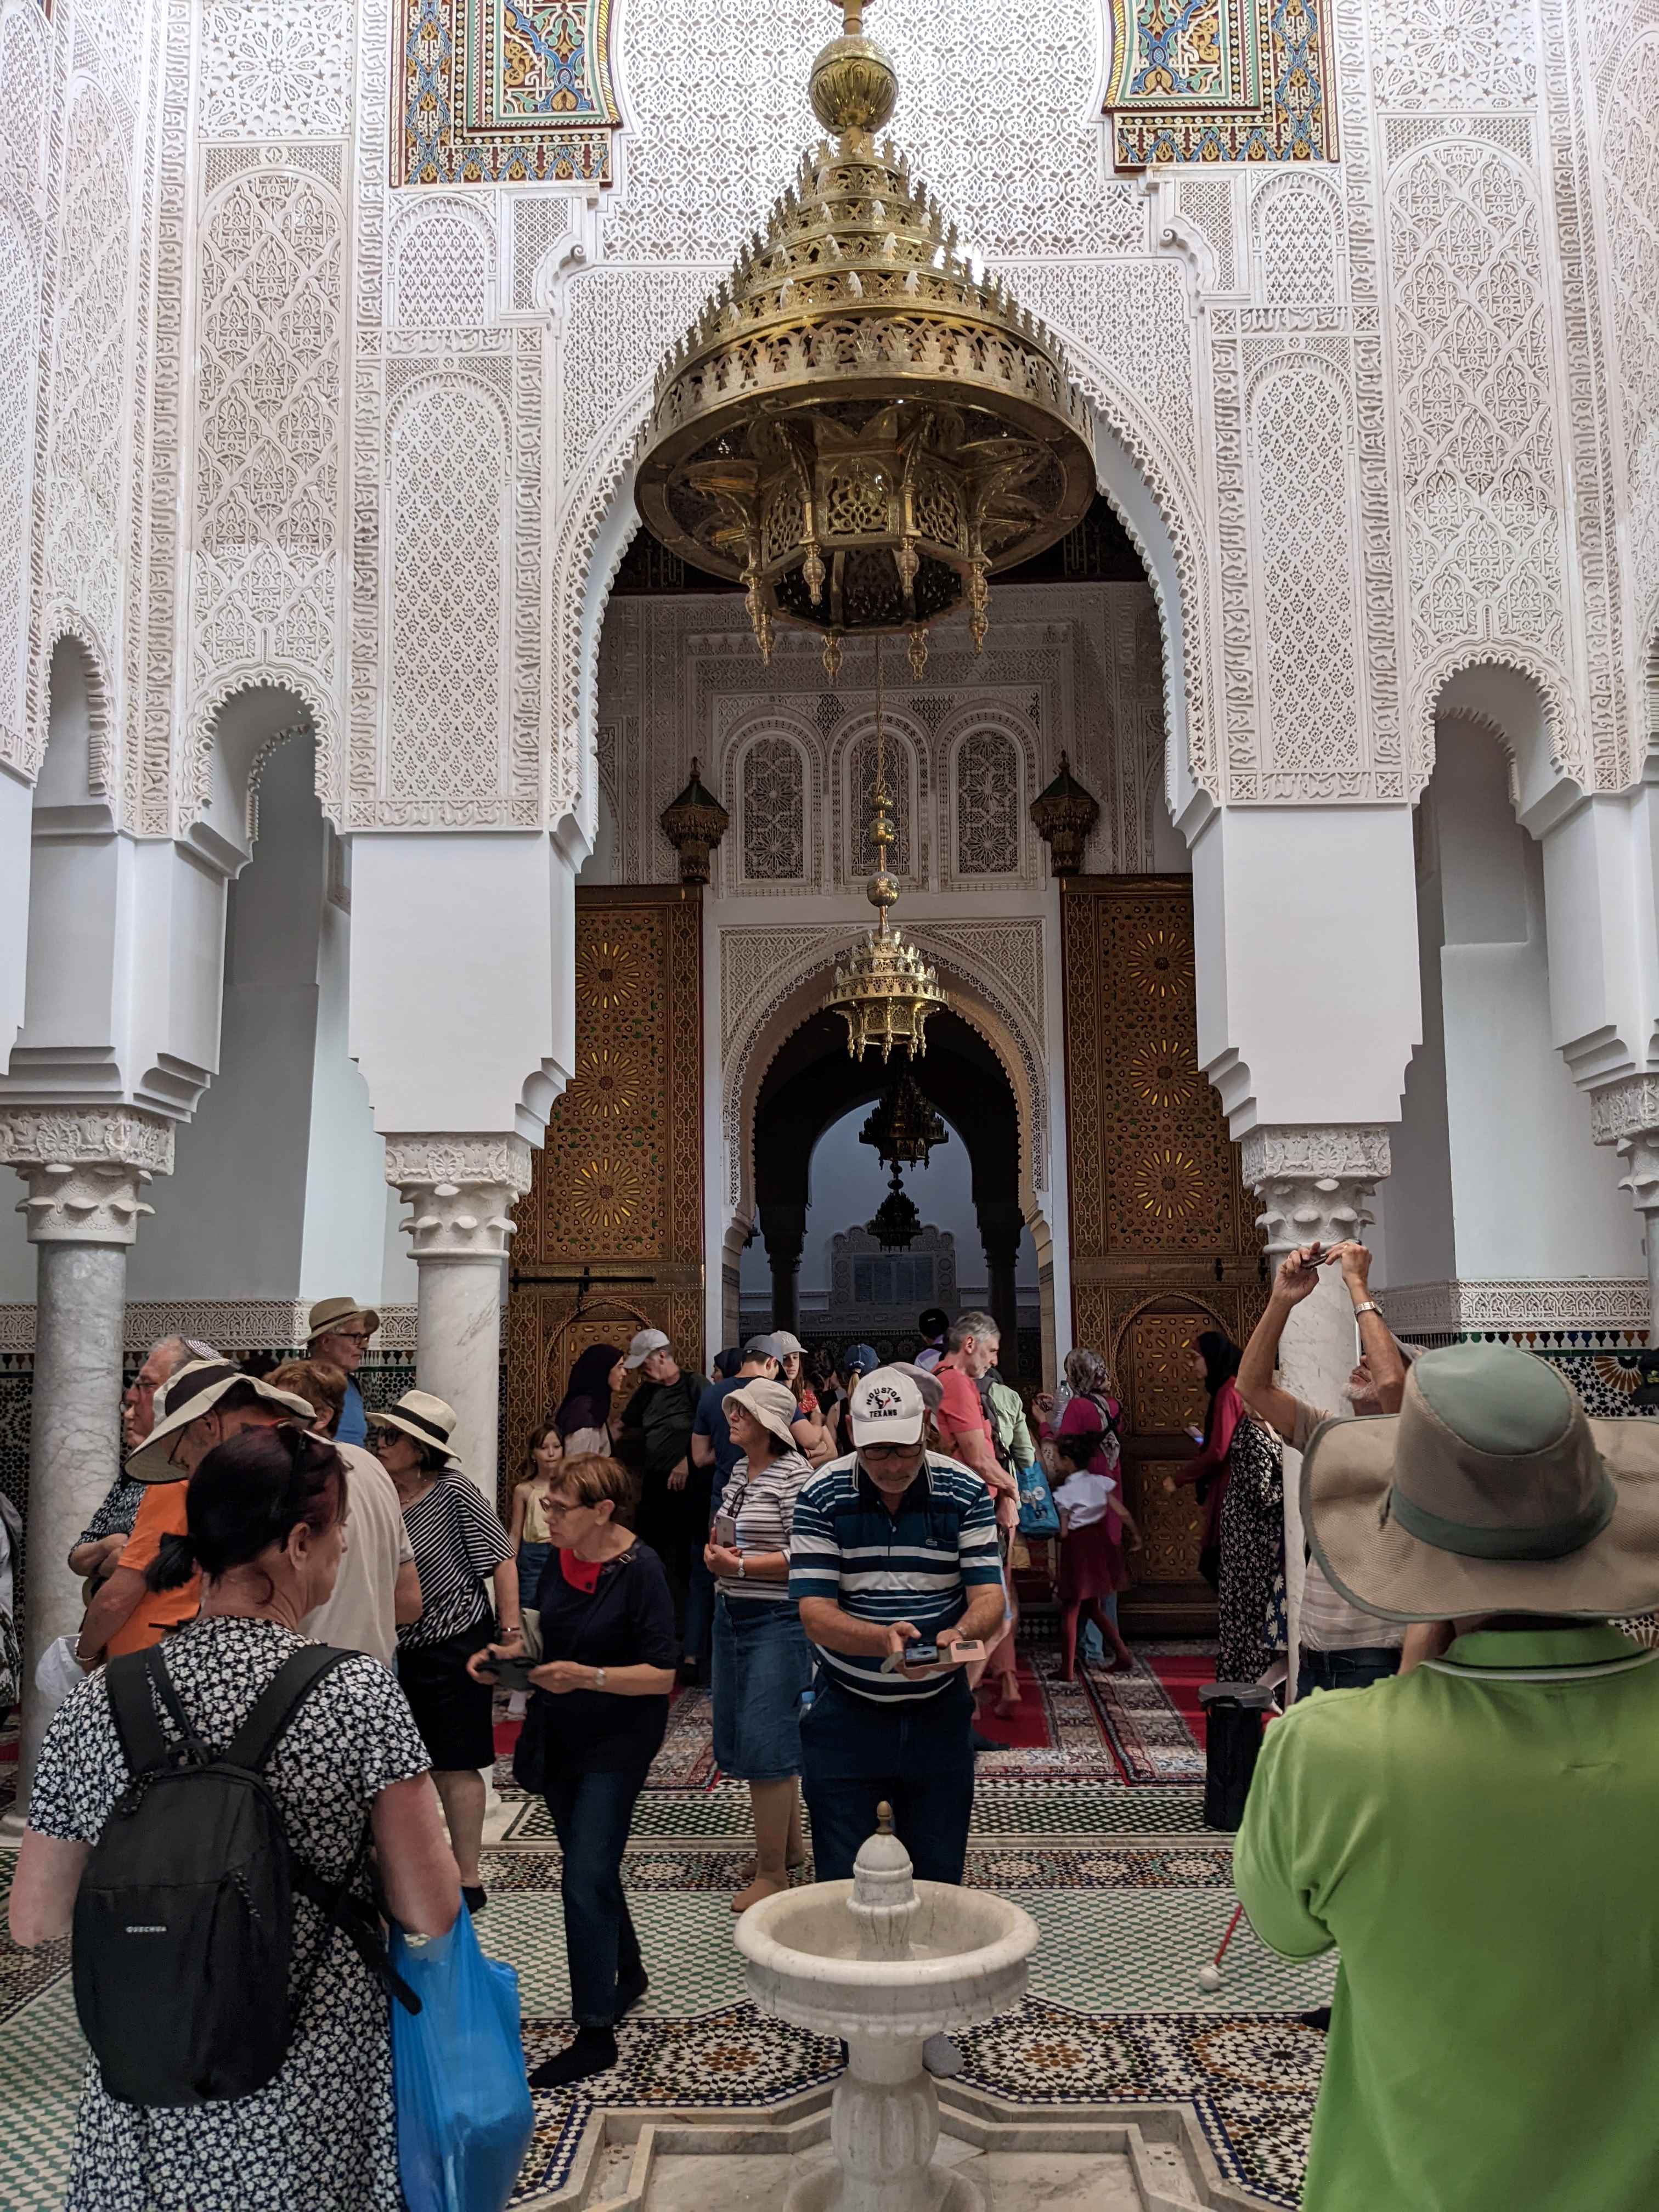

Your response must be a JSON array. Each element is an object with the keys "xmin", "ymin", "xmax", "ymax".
[{"xmin": 481, "ymin": 1654, "xmax": 538, "ymax": 1692}]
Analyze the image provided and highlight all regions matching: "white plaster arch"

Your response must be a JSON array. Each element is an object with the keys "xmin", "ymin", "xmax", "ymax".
[
  {"xmin": 1416, "ymin": 648, "xmax": 1588, "ymax": 830},
  {"xmin": 719, "ymin": 708, "xmax": 821, "ymax": 895},
  {"xmin": 36, "ymin": 610, "xmax": 114, "ymax": 797},
  {"xmin": 552, "ymin": 356, "xmax": 1213, "ymax": 848},
  {"xmin": 183, "ymin": 673, "xmax": 329, "ymax": 856}
]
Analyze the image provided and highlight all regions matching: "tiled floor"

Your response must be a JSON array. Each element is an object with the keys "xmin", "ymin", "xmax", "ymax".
[{"xmin": 0, "ymin": 1649, "xmax": 1329, "ymax": 2212}]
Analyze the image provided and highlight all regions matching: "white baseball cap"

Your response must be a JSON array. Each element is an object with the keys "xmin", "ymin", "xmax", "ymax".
[
  {"xmin": 623, "ymin": 1328, "xmax": 672, "ymax": 1370},
  {"xmin": 849, "ymin": 1368, "xmax": 927, "ymax": 1447}
]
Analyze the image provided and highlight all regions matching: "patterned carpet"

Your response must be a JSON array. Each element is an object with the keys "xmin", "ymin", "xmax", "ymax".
[{"xmin": 0, "ymin": 1641, "xmax": 1334, "ymax": 2212}]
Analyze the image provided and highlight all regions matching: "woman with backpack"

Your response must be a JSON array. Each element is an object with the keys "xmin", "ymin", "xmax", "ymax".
[{"xmin": 8, "ymin": 1420, "xmax": 460, "ymax": 2212}]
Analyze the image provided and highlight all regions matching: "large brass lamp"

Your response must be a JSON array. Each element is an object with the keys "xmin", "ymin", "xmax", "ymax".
[{"xmin": 634, "ymin": 1, "xmax": 1096, "ymax": 676}]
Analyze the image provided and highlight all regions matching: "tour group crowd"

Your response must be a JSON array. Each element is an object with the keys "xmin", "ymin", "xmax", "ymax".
[{"xmin": 8, "ymin": 1241, "xmax": 1659, "ymax": 2212}]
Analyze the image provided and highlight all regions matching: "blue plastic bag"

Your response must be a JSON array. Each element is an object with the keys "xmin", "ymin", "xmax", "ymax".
[
  {"xmin": 390, "ymin": 1909, "xmax": 534, "ymax": 2212},
  {"xmin": 1015, "ymin": 1461, "xmax": 1060, "ymax": 1541}
]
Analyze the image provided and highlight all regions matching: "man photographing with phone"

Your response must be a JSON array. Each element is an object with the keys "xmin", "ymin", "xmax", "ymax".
[{"xmin": 790, "ymin": 1365, "xmax": 1006, "ymax": 2075}]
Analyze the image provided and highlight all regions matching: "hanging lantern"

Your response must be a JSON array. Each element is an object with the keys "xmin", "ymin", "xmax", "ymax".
[
  {"xmin": 822, "ymin": 636, "xmax": 948, "ymax": 1058},
  {"xmin": 867, "ymin": 1163, "xmax": 923, "ymax": 1251},
  {"xmin": 1029, "ymin": 750, "xmax": 1101, "ymax": 877},
  {"xmin": 659, "ymin": 757, "xmax": 730, "ymax": 885},
  {"xmin": 860, "ymin": 1066, "xmax": 947, "ymax": 1172},
  {"xmin": 633, "ymin": 2, "xmax": 1094, "ymax": 669}
]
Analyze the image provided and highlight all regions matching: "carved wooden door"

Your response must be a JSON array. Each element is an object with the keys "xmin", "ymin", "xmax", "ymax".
[
  {"xmin": 1060, "ymin": 877, "xmax": 1265, "ymax": 1633},
  {"xmin": 505, "ymin": 887, "xmax": 704, "ymax": 1470}
]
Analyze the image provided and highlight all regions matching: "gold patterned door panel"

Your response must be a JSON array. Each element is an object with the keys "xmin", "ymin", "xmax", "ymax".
[
  {"xmin": 505, "ymin": 887, "xmax": 704, "ymax": 1487},
  {"xmin": 1060, "ymin": 878, "xmax": 1266, "ymax": 1633}
]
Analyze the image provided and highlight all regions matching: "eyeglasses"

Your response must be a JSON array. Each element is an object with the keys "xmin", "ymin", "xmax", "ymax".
[
  {"xmin": 861, "ymin": 1442, "xmax": 920, "ymax": 1463},
  {"xmin": 541, "ymin": 1496, "xmax": 591, "ymax": 1517},
  {"xmin": 331, "ymin": 1330, "xmax": 374, "ymax": 1345}
]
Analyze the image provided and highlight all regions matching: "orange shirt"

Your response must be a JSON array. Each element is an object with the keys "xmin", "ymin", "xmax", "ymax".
[{"xmin": 106, "ymin": 1482, "xmax": 199, "ymax": 1656}]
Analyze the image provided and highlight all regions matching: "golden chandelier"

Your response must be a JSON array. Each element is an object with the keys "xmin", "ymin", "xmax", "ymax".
[
  {"xmin": 633, "ymin": 0, "xmax": 1096, "ymax": 677},
  {"xmin": 823, "ymin": 639, "xmax": 946, "ymax": 1059}
]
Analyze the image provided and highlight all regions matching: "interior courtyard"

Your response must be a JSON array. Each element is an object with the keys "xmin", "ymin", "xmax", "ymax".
[{"xmin": 2, "ymin": 1, "xmax": 1659, "ymax": 2207}]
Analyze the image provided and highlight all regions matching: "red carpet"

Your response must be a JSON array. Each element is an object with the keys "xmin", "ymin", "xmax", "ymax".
[
  {"xmin": 1143, "ymin": 1653, "xmax": 1211, "ymax": 1750},
  {"xmin": 970, "ymin": 1654, "xmax": 1051, "ymax": 1749}
]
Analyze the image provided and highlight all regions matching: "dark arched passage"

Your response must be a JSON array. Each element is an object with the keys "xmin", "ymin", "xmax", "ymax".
[{"xmin": 752, "ymin": 1008, "xmax": 1025, "ymax": 1373}]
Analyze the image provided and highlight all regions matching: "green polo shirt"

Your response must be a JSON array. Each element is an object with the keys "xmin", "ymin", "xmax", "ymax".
[{"xmin": 1235, "ymin": 1626, "xmax": 1659, "ymax": 2212}]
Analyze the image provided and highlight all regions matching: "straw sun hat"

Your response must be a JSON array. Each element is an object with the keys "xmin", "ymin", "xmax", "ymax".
[
  {"xmin": 366, "ymin": 1389, "xmax": 463, "ymax": 1469},
  {"xmin": 1303, "ymin": 1341, "xmax": 1659, "ymax": 1624},
  {"xmin": 127, "ymin": 1361, "xmax": 317, "ymax": 1483}
]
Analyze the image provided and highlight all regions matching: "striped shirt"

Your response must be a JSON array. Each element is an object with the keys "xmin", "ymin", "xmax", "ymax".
[
  {"xmin": 788, "ymin": 1452, "xmax": 1002, "ymax": 1701},
  {"xmin": 716, "ymin": 1447, "xmax": 816, "ymax": 1604},
  {"xmin": 397, "ymin": 1475, "xmax": 512, "ymax": 1650}
]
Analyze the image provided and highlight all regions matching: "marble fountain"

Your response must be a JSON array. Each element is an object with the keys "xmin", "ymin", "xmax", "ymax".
[
  {"xmin": 523, "ymin": 1812, "xmax": 1269, "ymax": 2212},
  {"xmin": 735, "ymin": 1804, "xmax": 1039, "ymax": 2212}
]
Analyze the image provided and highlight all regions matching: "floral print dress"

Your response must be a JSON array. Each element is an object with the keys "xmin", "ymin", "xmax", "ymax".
[{"xmin": 29, "ymin": 1613, "xmax": 431, "ymax": 2212}]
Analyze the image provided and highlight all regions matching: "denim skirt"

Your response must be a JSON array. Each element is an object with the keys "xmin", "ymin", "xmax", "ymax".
[{"xmin": 712, "ymin": 1594, "xmax": 814, "ymax": 1782}]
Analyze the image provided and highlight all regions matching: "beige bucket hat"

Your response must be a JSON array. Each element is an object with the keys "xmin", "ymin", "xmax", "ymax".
[
  {"xmin": 127, "ymin": 1360, "xmax": 317, "ymax": 1483},
  {"xmin": 366, "ymin": 1389, "xmax": 462, "ymax": 1468},
  {"xmin": 1304, "ymin": 1341, "xmax": 1659, "ymax": 1623},
  {"xmin": 307, "ymin": 1296, "xmax": 381, "ymax": 1341},
  {"xmin": 724, "ymin": 1378, "xmax": 800, "ymax": 1451}
]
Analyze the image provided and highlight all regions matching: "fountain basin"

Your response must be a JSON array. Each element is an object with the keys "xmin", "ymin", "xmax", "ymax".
[{"xmin": 737, "ymin": 1879, "xmax": 1038, "ymax": 2045}]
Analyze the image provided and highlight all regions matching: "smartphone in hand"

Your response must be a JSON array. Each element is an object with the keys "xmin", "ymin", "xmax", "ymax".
[{"xmin": 714, "ymin": 1511, "xmax": 737, "ymax": 1546}]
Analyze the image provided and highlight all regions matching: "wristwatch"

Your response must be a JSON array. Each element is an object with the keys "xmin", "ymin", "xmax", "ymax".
[
  {"xmin": 737, "ymin": 1556, "xmax": 747, "ymax": 1578},
  {"xmin": 1352, "ymin": 1300, "xmax": 1384, "ymax": 1320},
  {"xmin": 594, "ymin": 1667, "xmax": 607, "ymax": 1691}
]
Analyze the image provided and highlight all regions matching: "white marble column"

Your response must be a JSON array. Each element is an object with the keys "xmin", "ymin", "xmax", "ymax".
[
  {"xmin": 1241, "ymin": 1124, "xmax": 1392, "ymax": 1692},
  {"xmin": 386, "ymin": 1136, "xmax": 533, "ymax": 1508},
  {"xmin": 1591, "ymin": 1079, "xmax": 1659, "ymax": 1341},
  {"xmin": 0, "ymin": 1107, "xmax": 173, "ymax": 1825}
]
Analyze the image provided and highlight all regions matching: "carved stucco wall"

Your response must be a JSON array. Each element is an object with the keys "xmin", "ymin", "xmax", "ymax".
[
  {"xmin": 6, "ymin": 0, "xmax": 1656, "ymax": 847},
  {"xmin": 592, "ymin": 586, "xmax": 1166, "ymax": 893}
]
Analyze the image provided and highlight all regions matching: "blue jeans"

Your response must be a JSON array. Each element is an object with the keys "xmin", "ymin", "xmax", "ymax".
[
  {"xmin": 543, "ymin": 1767, "xmax": 647, "ymax": 2025},
  {"xmin": 799, "ymin": 1672, "xmax": 976, "ymax": 1884},
  {"xmin": 712, "ymin": 1596, "xmax": 814, "ymax": 1780},
  {"xmin": 517, "ymin": 1542, "xmax": 551, "ymax": 1608},
  {"xmin": 1295, "ymin": 1646, "xmax": 1401, "ymax": 1699}
]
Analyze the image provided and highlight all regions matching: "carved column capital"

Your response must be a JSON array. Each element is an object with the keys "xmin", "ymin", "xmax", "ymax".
[
  {"xmin": 0, "ymin": 1106, "xmax": 174, "ymax": 1246},
  {"xmin": 1616, "ymin": 1128, "xmax": 1659, "ymax": 1221},
  {"xmin": 1589, "ymin": 1076, "xmax": 1659, "ymax": 1148},
  {"xmin": 1239, "ymin": 1125, "xmax": 1392, "ymax": 1255},
  {"xmin": 385, "ymin": 1133, "xmax": 533, "ymax": 1263}
]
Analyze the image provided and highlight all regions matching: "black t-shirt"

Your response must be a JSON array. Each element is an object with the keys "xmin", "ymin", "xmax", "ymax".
[{"xmin": 528, "ymin": 1539, "xmax": 678, "ymax": 1773}]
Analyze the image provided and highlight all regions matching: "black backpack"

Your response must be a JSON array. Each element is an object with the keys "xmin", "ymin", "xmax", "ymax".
[{"xmin": 74, "ymin": 1643, "xmax": 414, "ymax": 2108}]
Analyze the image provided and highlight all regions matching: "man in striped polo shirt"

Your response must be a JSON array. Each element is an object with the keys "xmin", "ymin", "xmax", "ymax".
[{"xmin": 789, "ymin": 1367, "xmax": 1006, "ymax": 1892}]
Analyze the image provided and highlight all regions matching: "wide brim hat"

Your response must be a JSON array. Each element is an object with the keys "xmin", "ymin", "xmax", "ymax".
[
  {"xmin": 307, "ymin": 1296, "xmax": 380, "ymax": 1341},
  {"xmin": 367, "ymin": 1390, "xmax": 462, "ymax": 1468},
  {"xmin": 1304, "ymin": 1341, "xmax": 1659, "ymax": 1623},
  {"xmin": 724, "ymin": 1378, "xmax": 800, "ymax": 1451},
  {"xmin": 127, "ymin": 1360, "xmax": 317, "ymax": 1483}
]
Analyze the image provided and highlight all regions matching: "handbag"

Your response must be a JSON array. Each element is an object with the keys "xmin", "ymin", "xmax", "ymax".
[
  {"xmin": 1015, "ymin": 1461, "xmax": 1060, "ymax": 1541},
  {"xmin": 390, "ymin": 1908, "xmax": 534, "ymax": 2212}
]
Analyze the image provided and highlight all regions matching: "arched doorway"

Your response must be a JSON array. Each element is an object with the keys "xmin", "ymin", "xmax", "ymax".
[{"xmin": 749, "ymin": 1008, "xmax": 1034, "ymax": 1379}]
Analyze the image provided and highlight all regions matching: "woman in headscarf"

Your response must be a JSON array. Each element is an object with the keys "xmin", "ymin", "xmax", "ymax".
[{"xmin": 555, "ymin": 1344, "xmax": 625, "ymax": 1458}]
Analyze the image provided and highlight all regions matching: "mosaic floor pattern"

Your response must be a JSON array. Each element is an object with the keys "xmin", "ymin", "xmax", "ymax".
[{"xmin": 0, "ymin": 1644, "xmax": 1333, "ymax": 2212}]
